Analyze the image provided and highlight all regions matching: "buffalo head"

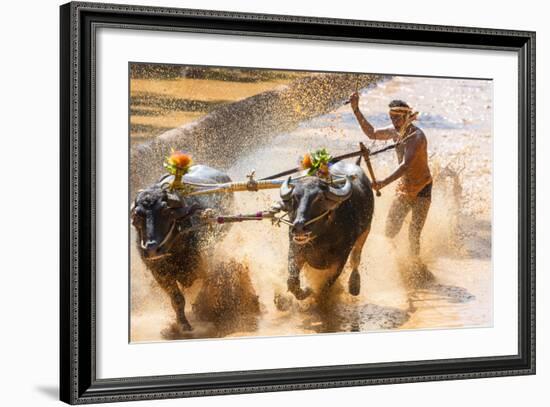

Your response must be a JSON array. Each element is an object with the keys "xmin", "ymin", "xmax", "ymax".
[
  {"xmin": 131, "ymin": 186, "xmax": 195, "ymax": 260},
  {"xmin": 280, "ymin": 176, "xmax": 352, "ymax": 245}
]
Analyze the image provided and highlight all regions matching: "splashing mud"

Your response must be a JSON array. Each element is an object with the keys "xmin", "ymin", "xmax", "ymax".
[
  {"xmin": 130, "ymin": 73, "xmax": 492, "ymax": 342},
  {"xmin": 130, "ymin": 72, "xmax": 383, "ymax": 196}
]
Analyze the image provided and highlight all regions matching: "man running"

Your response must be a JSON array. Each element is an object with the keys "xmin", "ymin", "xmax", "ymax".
[{"xmin": 350, "ymin": 93, "xmax": 432, "ymax": 259}]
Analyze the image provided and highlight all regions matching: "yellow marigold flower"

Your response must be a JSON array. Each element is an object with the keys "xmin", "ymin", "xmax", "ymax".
[
  {"xmin": 167, "ymin": 150, "xmax": 192, "ymax": 169},
  {"xmin": 318, "ymin": 163, "xmax": 329, "ymax": 177},
  {"xmin": 301, "ymin": 153, "xmax": 313, "ymax": 170}
]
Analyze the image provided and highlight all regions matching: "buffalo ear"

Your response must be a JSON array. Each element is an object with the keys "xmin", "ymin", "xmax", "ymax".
[
  {"xmin": 131, "ymin": 190, "xmax": 144, "ymax": 211},
  {"xmin": 172, "ymin": 203, "xmax": 199, "ymax": 220},
  {"xmin": 166, "ymin": 192, "xmax": 182, "ymax": 207}
]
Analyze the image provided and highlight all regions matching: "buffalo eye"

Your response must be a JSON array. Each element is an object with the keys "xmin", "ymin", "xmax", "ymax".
[{"xmin": 133, "ymin": 207, "xmax": 145, "ymax": 216}]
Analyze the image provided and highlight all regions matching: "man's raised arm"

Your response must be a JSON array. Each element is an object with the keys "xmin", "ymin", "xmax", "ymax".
[{"xmin": 350, "ymin": 92, "xmax": 396, "ymax": 141}]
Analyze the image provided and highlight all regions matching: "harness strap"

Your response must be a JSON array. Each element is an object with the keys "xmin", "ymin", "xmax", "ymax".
[
  {"xmin": 140, "ymin": 222, "xmax": 177, "ymax": 250},
  {"xmin": 304, "ymin": 210, "xmax": 331, "ymax": 226}
]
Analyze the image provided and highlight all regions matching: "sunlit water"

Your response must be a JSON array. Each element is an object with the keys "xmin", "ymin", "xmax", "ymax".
[{"xmin": 130, "ymin": 75, "xmax": 493, "ymax": 342}]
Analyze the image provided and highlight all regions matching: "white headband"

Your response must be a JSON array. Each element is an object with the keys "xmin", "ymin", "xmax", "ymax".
[{"xmin": 389, "ymin": 106, "xmax": 412, "ymax": 113}]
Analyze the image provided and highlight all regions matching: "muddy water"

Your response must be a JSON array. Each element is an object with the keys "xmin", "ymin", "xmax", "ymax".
[{"xmin": 130, "ymin": 75, "xmax": 492, "ymax": 342}]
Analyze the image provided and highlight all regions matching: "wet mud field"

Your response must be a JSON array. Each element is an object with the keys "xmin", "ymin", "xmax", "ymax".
[{"xmin": 130, "ymin": 72, "xmax": 493, "ymax": 342}]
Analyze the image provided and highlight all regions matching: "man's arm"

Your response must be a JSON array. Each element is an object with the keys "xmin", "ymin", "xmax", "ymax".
[
  {"xmin": 374, "ymin": 135, "xmax": 422, "ymax": 189},
  {"xmin": 350, "ymin": 92, "xmax": 396, "ymax": 141}
]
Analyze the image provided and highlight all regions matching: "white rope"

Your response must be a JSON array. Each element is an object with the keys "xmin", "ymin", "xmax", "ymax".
[
  {"xmin": 140, "ymin": 222, "xmax": 176, "ymax": 250},
  {"xmin": 304, "ymin": 210, "xmax": 331, "ymax": 226}
]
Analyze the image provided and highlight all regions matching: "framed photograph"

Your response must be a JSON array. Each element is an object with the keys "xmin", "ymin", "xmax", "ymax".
[{"xmin": 60, "ymin": 1, "xmax": 535, "ymax": 404}]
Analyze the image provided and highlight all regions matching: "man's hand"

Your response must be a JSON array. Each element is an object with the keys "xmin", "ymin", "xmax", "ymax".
[
  {"xmin": 372, "ymin": 179, "xmax": 388, "ymax": 191},
  {"xmin": 350, "ymin": 92, "xmax": 360, "ymax": 111}
]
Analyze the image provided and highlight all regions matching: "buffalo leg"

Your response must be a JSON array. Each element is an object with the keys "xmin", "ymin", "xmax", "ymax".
[
  {"xmin": 348, "ymin": 227, "xmax": 371, "ymax": 296},
  {"xmin": 320, "ymin": 259, "xmax": 347, "ymax": 297},
  {"xmin": 169, "ymin": 286, "xmax": 192, "ymax": 331},
  {"xmin": 287, "ymin": 250, "xmax": 312, "ymax": 300},
  {"xmin": 176, "ymin": 256, "xmax": 203, "ymax": 288},
  {"xmin": 153, "ymin": 272, "xmax": 192, "ymax": 331}
]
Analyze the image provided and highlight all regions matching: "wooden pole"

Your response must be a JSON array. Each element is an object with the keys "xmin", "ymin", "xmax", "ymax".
[{"xmin": 359, "ymin": 142, "xmax": 381, "ymax": 197}]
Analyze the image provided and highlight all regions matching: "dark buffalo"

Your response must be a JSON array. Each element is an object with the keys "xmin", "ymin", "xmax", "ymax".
[
  {"xmin": 131, "ymin": 165, "xmax": 233, "ymax": 331},
  {"xmin": 279, "ymin": 161, "xmax": 374, "ymax": 300}
]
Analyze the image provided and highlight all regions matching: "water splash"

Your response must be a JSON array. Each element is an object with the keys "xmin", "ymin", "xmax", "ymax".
[
  {"xmin": 130, "ymin": 74, "xmax": 493, "ymax": 342},
  {"xmin": 130, "ymin": 73, "xmax": 386, "ymax": 195}
]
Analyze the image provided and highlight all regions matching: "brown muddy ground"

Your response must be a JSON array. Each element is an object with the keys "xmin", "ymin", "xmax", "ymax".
[
  {"xmin": 130, "ymin": 70, "xmax": 492, "ymax": 342},
  {"xmin": 130, "ymin": 66, "xmax": 308, "ymax": 145}
]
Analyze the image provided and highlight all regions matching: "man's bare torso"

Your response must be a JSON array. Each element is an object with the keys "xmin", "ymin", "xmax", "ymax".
[{"xmin": 392, "ymin": 126, "xmax": 432, "ymax": 198}]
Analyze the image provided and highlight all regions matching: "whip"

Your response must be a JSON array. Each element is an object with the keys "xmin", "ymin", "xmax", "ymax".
[{"xmin": 260, "ymin": 139, "xmax": 406, "ymax": 181}]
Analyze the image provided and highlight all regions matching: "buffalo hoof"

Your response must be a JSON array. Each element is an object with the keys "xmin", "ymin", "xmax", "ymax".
[
  {"xmin": 293, "ymin": 287, "xmax": 312, "ymax": 301},
  {"xmin": 274, "ymin": 292, "xmax": 293, "ymax": 311},
  {"xmin": 287, "ymin": 277, "xmax": 312, "ymax": 300},
  {"xmin": 348, "ymin": 270, "xmax": 361, "ymax": 296},
  {"xmin": 161, "ymin": 322, "xmax": 194, "ymax": 340},
  {"xmin": 182, "ymin": 323, "xmax": 193, "ymax": 332},
  {"xmin": 178, "ymin": 318, "xmax": 193, "ymax": 332}
]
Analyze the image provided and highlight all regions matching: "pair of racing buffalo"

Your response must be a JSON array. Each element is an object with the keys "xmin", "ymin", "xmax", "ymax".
[{"xmin": 131, "ymin": 161, "xmax": 374, "ymax": 331}]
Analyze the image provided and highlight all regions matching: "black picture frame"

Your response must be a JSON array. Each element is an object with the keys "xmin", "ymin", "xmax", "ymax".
[{"xmin": 60, "ymin": 1, "xmax": 536, "ymax": 404}]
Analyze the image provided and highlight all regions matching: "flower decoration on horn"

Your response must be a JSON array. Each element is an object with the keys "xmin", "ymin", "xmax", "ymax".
[
  {"xmin": 299, "ymin": 148, "xmax": 333, "ymax": 179},
  {"xmin": 164, "ymin": 149, "xmax": 193, "ymax": 190}
]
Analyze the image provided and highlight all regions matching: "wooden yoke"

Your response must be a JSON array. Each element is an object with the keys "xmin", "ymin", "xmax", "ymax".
[{"xmin": 359, "ymin": 142, "xmax": 381, "ymax": 197}]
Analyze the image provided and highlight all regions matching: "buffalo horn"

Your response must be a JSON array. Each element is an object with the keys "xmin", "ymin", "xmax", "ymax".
[
  {"xmin": 280, "ymin": 176, "xmax": 294, "ymax": 201},
  {"xmin": 326, "ymin": 176, "xmax": 353, "ymax": 202}
]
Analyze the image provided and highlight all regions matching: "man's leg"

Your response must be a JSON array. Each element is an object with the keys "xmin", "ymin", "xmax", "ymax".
[
  {"xmin": 385, "ymin": 194, "xmax": 411, "ymax": 241},
  {"xmin": 409, "ymin": 195, "xmax": 431, "ymax": 256},
  {"xmin": 408, "ymin": 192, "xmax": 434, "ymax": 286}
]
